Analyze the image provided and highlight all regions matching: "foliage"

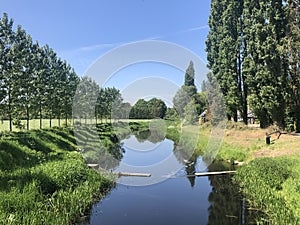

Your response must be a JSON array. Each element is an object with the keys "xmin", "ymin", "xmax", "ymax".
[
  {"xmin": 234, "ymin": 156, "xmax": 300, "ymax": 224},
  {"xmin": 0, "ymin": 13, "xmax": 80, "ymax": 131},
  {"xmin": 173, "ymin": 61, "xmax": 205, "ymax": 120},
  {"xmin": 0, "ymin": 127, "xmax": 114, "ymax": 225},
  {"xmin": 165, "ymin": 107, "xmax": 180, "ymax": 121},
  {"xmin": 206, "ymin": 0, "xmax": 299, "ymax": 129},
  {"xmin": 129, "ymin": 98, "xmax": 167, "ymax": 119},
  {"xmin": 183, "ymin": 100, "xmax": 198, "ymax": 125}
]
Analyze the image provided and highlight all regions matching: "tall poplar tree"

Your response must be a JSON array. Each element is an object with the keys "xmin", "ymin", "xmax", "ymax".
[
  {"xmin": 0, "ymin": 13, "xmax": 15, "ymax": 131},
  {"xmin": 243, "ymin": 0, "xmax": 287, "ymax": 128},
  {"xmin": 283, "ymin": 0, "xmax": 300, "ymax": 131},
  {"xmin": 206, "ymin": 0, "xmax": 246, "ymax": 122}
]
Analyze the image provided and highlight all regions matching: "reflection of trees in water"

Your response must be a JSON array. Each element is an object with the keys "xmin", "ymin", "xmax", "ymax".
[
  {"xmin": 134, "ymin": 129, "xmax": 165, "ymax": 144},
  {"xmin": 184, "ymin": 153, "xmax": 199, "ymax": 188},
  {"xmin": 75, "ymin": 124, "xmax": 123, "ymax": 170},
  {"xmin": 206, "ymin": 162, "xmax": 258, "ymax": 225},
  {"xmin": 207, "ymin": 174, "xmax": 243, "ymax": 225}
]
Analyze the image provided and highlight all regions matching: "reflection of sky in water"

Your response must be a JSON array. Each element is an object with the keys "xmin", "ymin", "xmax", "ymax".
[
  {"xmin": 120, "ymin": 135, "xmax": 174, "ymax": 166},
  {"xmin": 115, "ymin": 135, "xmax": 184, "ymax": 186}
]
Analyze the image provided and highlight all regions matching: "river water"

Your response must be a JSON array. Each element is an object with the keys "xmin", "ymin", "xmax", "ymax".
[{"xmin": 80, "ymin": 135, "xmax": 254, "ymax": 225}]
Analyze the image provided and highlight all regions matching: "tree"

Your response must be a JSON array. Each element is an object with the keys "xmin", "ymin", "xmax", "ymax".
[
  {"xmin": 148, "ymin": 98, "xmax": 167, "ymax": 118},
  {"xmin": 105, "ymin": 87, "xmax": 123, "ymax": 123},
  {"xmin": 73, "ymin": 76, "xmax": 99, "ymax": 124},
  {"xmin": 165, "ymin": 108, "xmax": 179, "ymax": 121},
  {"xmin": 129, "ymin": 98, "xmax": 167, "ymax": 119},
  {"xmin": 184, "ymin": 61, "xmax": 195, "ymax": 86},
  {"xmin": 173, "ymin": 61, "xmax": 201, "ymax": 118},
  {"xmin": 243, "ymin": 0, "xmax": 288, "ymax": 128},
  {"xmin": 206, "ymin": 0, "xmax": 246, "ymax": 122},
  {"xmin": 130, "ymin": 99, "xmax": 149, "ymax": 119},
  {"xmin": 0, "ymin": 13, "xmax": 81, "ymax": 131},
  {"xmin": 206, "ymin": 0, "xmax": 290, "ymax": 129},
  {"xmin": 12, "ymin": 26, "xmax": 35, "ymax": 130},
  {"xmin": 283, "ymin": 0, "xmax": 300, "ymax": 131},
  {"xmin": 0, "ymin": 13, "xmax": 15, "ymax": 131},
  {"xmin": 184, "ymin": 100, "xmax": 198, "ymax": 125}
]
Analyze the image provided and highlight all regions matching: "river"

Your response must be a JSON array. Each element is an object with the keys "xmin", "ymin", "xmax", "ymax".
[{"xmin": 80, "ymin": 134, "xmax": 255, "ymax": 225}]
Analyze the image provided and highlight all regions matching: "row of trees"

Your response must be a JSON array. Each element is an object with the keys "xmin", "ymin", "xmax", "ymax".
[
  {"xmin": 0, "ymin": 13, "xmax": 80, "ymax": 131},
  {"xmin": 206, "ymin": 0, "xmax": 299, "ymax": 130},
  {"xmin": 0, "ymin": 13, "xmax": 130, "ymax": 131}
]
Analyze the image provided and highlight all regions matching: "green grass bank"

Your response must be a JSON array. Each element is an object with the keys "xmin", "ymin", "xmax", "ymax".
[{"xmin": 0, "ymin": 127, "xmax": 114, "ymax": 225}]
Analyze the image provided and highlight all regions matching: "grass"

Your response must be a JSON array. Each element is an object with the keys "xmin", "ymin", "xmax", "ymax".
[
  {"xmin": 234, "ymin": 156, "xmax": 300, "ymax": 224},
  {"xmin": 183, "ymin": 121, "xmax": 300, "ymax": 224},
  {"xmin": 1, "ymin": 119, "xmax": 299, "ymax": 224},
  {"xmin": 0, "ymin": 127, "xmax": 114, "ymax": 225},
  {"xmin": 215, "ymin": 122, "xmax": 300, "ymax": 224}
]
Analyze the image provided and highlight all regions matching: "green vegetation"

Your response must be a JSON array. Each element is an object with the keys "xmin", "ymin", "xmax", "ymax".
[
  {"xmin": 206, "ymin": 0, "xmax": 300, "ymax": 130},
  {"xmin": 234, "ymin": 156, "xmax": 300, "ymax": 224},
  {"xmin": 173, "ymin": 61, "xmax": 207, "ymax": 124},
  {"xmin": 0, "ymin": 128, "xmax": 114, "ymax": 225},
  {"xmin": 129, "ymin": 98, "xmax": 167, "ymax": 119}
]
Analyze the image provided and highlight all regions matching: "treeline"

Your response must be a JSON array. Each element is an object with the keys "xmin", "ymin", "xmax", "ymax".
[
  {"xmin": 129, "ymin": 98, "xmax": 167, "ymax": 119},
  {"xmin": 0, "ymin": 13, "xmax": 80, "ymax": 131},
  {"xmin": 0, "ymin": 13, "xmax": 129, "ymax": 131},
  {"xmin": 206, "ymin": 0, "xmax": 300, "ymax": 131}
]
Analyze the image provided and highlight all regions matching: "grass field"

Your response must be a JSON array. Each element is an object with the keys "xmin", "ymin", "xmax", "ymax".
[{"xmin": 0, "ymin": 119, "xmax": 153, "ymax": 132}]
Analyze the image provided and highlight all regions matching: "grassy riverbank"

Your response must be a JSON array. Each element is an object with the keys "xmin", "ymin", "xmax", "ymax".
[
  {"xmin": 206, "ymin": 122, "xmax": 300, "ymax": 224},
  {"xmin": 183, "ymin": 121, "xmax": 300, "ymax": 224},
  {"xmin": 1, "ymin": 120, "xmax": 299, "ymax": 224},
  {"xmin": 234, "ymin": 156, "xmax": 300, "ymax": 224},
  {"xmin": 0, "ymin": 127, "xmax": 114, "ymax": 225}
]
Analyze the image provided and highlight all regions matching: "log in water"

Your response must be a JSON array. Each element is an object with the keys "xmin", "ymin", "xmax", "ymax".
[
  {"xmin": 116, "ymin": 172, "xmax": 152, "ymax": 177},
  {"xmin": 194, "ymin": 171, "xmax": 236, "ymax": 176}
]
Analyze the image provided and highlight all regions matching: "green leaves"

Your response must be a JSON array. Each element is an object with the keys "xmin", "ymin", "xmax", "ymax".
[
  {"xmin": 206, "ymin": 0, "xmax": 293, "ymax": 128},
  {"xmin": 0, "ymin": 13, "xmax": 80, "ymax": 130},
  {"xmin": 129, "ymin": 98, "xmax": 167, "ymax": 119}
]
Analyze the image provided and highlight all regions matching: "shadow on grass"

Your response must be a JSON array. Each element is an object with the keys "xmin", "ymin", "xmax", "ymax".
[
  {"xmin": 16, "ymin": 133, "xmax": 53, "ymax": 154},
  {"xmin": 0, "ymin": 141, "xmax": 39, "ymax": 171},
  {"xmin": 33, "ymin": 130, "xmax": 76, "ymax": 152},
  {"xmin": 49, "ymin": 128, "xmax": 77, "ymax": 145}
]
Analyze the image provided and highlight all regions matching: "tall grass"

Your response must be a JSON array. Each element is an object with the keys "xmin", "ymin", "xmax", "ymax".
[
  {"xmin": 0, "ymin": 127, "xmax": 114, "ymax": 225},
  {"xmin": 234, "ymin": 156, "xmax": 300, "ymax": 224}
]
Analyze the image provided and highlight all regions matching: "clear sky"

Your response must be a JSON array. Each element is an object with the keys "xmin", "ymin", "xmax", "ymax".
[{"xmin": 0, "ymin": 0, "xmax": 211, "ymax": 105}]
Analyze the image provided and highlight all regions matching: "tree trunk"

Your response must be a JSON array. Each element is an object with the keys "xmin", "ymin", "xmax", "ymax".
[
  {"xmin": 242, "ymin": 85, "xmax": 248, "ymax": 125},
  {"xmin": 65, "ymin": 113, "xmax": 68, "ymax": 127},
  {"xmin": 8, "ymin": 90, "xmax": 12, "ymax": 132},
  {"xmin": 259, "ymin": 109, "xmax": 271, "ymax": 129},
  {"xmin": 39, "ymin": 103, "xmax": 42, "ymax": 129},
  {"xmin": 26, "ymin": 105, "xmax": 30, "ymax": 130},
  {"xmin": 233, "ymin": 112, "xmax": 238, "ymax": 122}
]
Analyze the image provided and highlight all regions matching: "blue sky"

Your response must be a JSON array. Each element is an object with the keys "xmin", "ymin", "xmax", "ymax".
[{"xmin": 1, "ymin": 0, "xmax": 211, "ymax": 105}]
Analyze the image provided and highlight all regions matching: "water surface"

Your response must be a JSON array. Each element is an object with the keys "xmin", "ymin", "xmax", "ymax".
[{"xmin": 81, "ymin": 135, "xmax": 251, "ymax": 225}]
